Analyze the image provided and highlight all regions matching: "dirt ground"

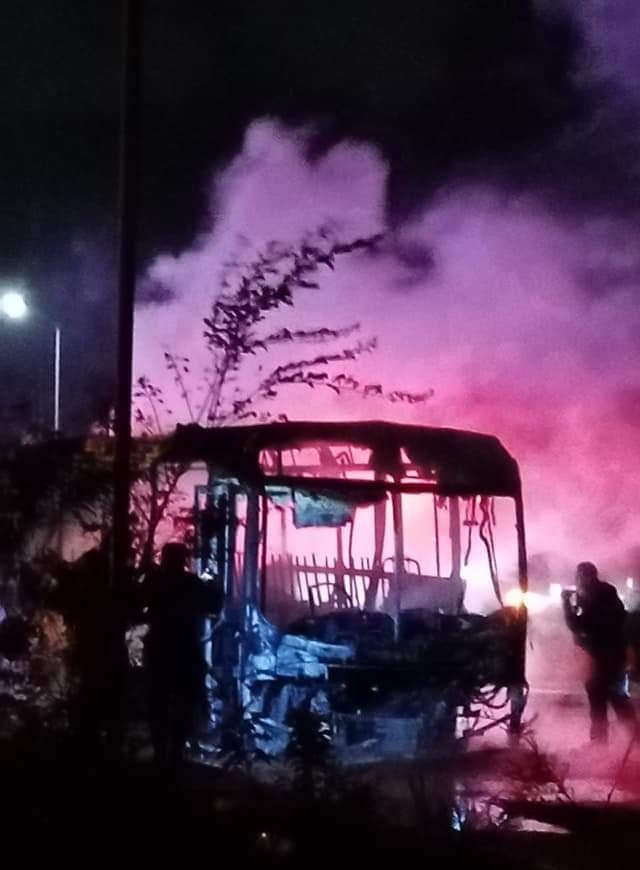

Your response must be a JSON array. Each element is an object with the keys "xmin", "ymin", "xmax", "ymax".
[{"xmin": 1, "ymin": 681, "xmax": 640, "ymax": 867}]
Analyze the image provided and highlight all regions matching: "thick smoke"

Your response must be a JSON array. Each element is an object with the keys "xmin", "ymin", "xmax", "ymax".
[
  {"xmin": 134, "ymin": 1, "xmax": 640, "ymax": 596},
  {"xmin": 134, "ymin": 117, "xmax": 640, "ymax": 587},
  {"xmin": 570, "ymin": 0, "xmax": 640, "ymax": 91}
]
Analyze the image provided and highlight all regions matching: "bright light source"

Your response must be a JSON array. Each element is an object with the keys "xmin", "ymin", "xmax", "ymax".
[
  {"xmin": 504, "ymin": 587, "xmax": 550, "ymax": 614},
  {"xmin": 627, "ymin": 577, "xmax": 634, "ymax": 591},
  {"xmin": 549, "ymin": 582, "xmax": 563, "ymax": 602},
  {"xmin": 0, "ymin": 290, "xmax": 28, "ymax": 320},
  {"xmin": 505, "ymin": 587, "xmax": 526, "ymax": 608}
]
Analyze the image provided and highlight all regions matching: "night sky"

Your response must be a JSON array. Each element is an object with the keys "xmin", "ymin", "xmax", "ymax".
[{"xmin": 2, "ymin": 2, "xmax": 640, "ymax": 459}]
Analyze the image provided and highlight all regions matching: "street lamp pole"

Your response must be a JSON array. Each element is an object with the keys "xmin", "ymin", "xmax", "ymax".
[
  {"xmin": 53, "ymin": 325, "xmax": 61, "ymax": 433},
  {"xmin": 1, "ymin": 290, "xmax": 62, "ymax": 434}
]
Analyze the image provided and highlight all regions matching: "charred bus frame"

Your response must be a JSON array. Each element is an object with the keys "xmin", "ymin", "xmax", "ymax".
[{"xmin": 157, "ymin": 421, "xmax": 529, "ymax": 736}]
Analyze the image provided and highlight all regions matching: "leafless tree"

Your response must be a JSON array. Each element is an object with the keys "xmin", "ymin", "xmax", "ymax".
[{"xmin": 133, "ymin": 228, "xmax": 432, "ymax": 563}]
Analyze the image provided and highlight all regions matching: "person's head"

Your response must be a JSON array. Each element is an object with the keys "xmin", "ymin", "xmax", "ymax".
[
  {"xmin": 160, "ymin": 542, "xmax": 188, "ymax": 574},
  {"xmin": 575, "ymin": 561, "xmax": 600, "ymax": 597}
]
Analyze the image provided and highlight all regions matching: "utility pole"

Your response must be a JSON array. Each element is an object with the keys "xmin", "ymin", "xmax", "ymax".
[{"xmin": 112, "ymin": 0, "xmax": 142, "ymax": 622}]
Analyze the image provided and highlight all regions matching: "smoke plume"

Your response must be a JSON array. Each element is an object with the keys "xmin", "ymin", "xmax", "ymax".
[
  {"xmin": 134, "ymin": 3, "xmax": 640, "ymax": 588},
  {"xmin": 134, "ymin": 117, "xmax": 640, "ymax": 585}
]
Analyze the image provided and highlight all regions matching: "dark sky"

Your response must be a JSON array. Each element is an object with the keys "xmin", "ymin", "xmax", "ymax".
[{"xmin": 0, "ymin": 0, "xmax": 635, "ymax": 432}]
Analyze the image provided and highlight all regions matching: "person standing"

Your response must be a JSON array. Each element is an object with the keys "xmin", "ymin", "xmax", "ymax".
[
  {"xmin": 563, "ymin": 561, "xmax": 636, "ymax": 743},
  {"xmin": 142, "ymin": 543, "xmax": 218, "ymax": 766}
]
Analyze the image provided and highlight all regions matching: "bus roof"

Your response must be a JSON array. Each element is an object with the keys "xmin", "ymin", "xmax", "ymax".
[{"xmin": 159, "ymin": 420, "xmax": 522, "ymax": 498}]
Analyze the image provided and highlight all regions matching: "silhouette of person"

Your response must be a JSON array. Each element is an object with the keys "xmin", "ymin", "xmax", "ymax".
[
  {"xmin": 142, "ymin": 542, "xmax": 218, "ymax": 766},
  {"xmin": 563, "ymin": 561, "xmax": 636, "ymax": 742}
]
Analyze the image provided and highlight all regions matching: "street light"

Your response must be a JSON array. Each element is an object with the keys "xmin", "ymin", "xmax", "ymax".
[
  {"xmin": 0, "ymin": 290, "xmax": 28, "ymax": 321},
  {"xmin": 0, "ymin": 289, "xmax": 62, "ymax": 433}
]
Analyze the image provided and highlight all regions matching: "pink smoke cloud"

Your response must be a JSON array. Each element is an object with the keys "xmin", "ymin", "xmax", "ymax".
[{"xmin": 134, "ymin": 118, "xmax": 640, "ymax": 585}]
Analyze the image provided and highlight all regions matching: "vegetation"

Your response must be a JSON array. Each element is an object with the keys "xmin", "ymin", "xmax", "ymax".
[{"xmin": 132, "ymin": 227, "xmax": 431, "ymax": 562}]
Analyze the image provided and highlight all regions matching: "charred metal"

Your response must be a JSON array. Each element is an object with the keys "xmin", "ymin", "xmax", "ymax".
[{"xmin": 156, "ymin": 420, "xmax": 529, "ymax": 760}]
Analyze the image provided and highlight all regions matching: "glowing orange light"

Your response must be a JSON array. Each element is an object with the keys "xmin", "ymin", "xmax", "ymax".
[
  {"xmin": 505, "ymin": 587, "xmax": 526, "ymax": 608},
  {"xmin": 504, "ymin": 587, "xmax": 550, "ymax": 614}
]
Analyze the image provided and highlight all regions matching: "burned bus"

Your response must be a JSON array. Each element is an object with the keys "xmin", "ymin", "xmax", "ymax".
[{"xmin": 157, "ymin": 420, "xmax": 529, "ymax": 759}]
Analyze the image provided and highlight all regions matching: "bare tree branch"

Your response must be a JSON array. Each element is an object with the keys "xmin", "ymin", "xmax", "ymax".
[{"xmin": 132, "ymin": 227, "xmax": 431, "ymax": 561}]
